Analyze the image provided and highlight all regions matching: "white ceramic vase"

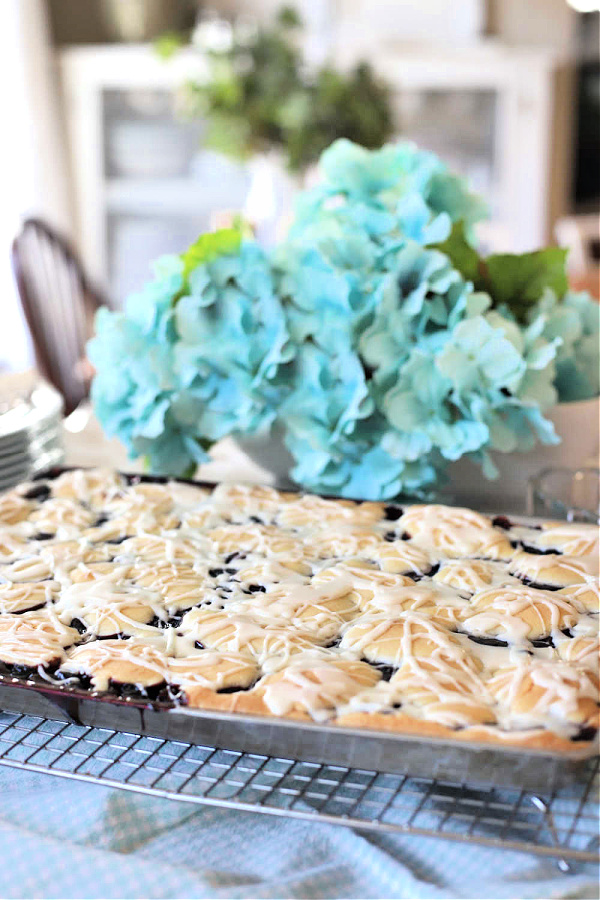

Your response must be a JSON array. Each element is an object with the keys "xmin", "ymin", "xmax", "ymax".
[
  {"xmin": 244, "ymin": 151, "xmax": 296, "ymax": 247},
  {"xmin": 236, "ymin": 397, "xmax": 600, "ymax": 512},
  {"xmin": 448, "ymin": 396, "xmax": 600, "ymax": 512}
]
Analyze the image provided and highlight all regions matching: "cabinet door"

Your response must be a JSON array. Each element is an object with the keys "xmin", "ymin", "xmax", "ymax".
[
  {"xmin": 102, "ymin": 88, "xmax": 249, "ymax": 303},
  {"xmin": 393, "ymin": 87, "xmax": 508, "ymax": 250}
]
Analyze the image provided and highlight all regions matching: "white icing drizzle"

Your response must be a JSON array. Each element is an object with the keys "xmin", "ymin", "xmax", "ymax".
[
  {"xmin": 0, "ymin": 555, "xmax": 52, "ymax": 583},
  {"xmin": 0, "ymin": 471, "xmax": 598, "ymax": 741},
  {"xmin": 167, "ymin": 651, "xmax": 257, "ymax": 691},
  {"xmin": 510, "ymin": 551, "xmax": 599, "ymax": 584},
  {"xmin": 488, "ymin": 660, "xmax": 598, "ymax": 734},
  {"xmin": 61, "ymin": 638, "xmax": 168, "ymax": 691},
  {"xmin": 462, "ymin": 586, "xmax": 579, "ymax": 642},
  {"xmin": 433, "ymin": 559, "xmax": 521, "ymax": 594},
  {"xmin": 0, "ymin": 580, "xmax": 58, "ymax": 614},
  {"xmin": 0, "ymin": 609, "xmax": 77, "ymax": 665},
  {"xmin": 262, "ymin": 654, "xmax": 378, "ymax": 722},
  {"xmin": 55, "ymin": 578, "xmax": 167, "ymax": 637},
  {"xmin": 398, "ymin": 505, "xmax": 512, "ymax": 559}
]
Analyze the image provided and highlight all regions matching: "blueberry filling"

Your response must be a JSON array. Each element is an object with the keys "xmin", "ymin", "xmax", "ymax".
[
  {"xmin": 362, "ymin": 658, "xmax": 396, "ymax": 681},
  {"xmin": 55, "ymin": 670, "xmax": 93, "ymax": 690},
  {"xmin": 520, "ymin": 543, "xmax": 561, "ymax": 556},
  {"xmin": 224, "ymin": 552, "xmax": 240, "ymax": 564},
  {"xmin": 34, "ymin": 531, "xmax": 54, "ymax": 541},
  {"xmin": 383, "ymin": 505, "xmax": 403, "ymax": 521},
  {"xmin": 209, "ymin": 568, "xmax": 224, "ymax": 578},
  {"xmin": 14, "ymin": 602, "xmax": 46, "ymax": 615},
  {"xmin": 411, "ymin": 563, "xmax": 440, "ymax": 581},
  {"xmin": 384, "ymin": 531, "xmax": 396, "ymax": 542},
  {"xmin": 492, "ymin": 515, "xmax": 512, "ymax": 530},
  {"xmin": 95, "ymin": 632, "xmax": 131, "ymax": 641},
  {"xmin": 572, "ymin": 726, "xmax": 598, "ymax": 742},
  {"xmin": 0, "ymin": 659, "xmax": 60, "ymax": 679},
  {"xmin": 69, "ymin": 618, "xmax": 88, "ymax": 635},
  {"xmin": 23, "ymin": 483, "xmax": 50, "ymax": 501},
  {"xmin": 108, "ymin": 678, "xmax": 166, "ymax": 701},
  {"xmin": 194, "ymin": 640, "xmax": 205, "ymax": 650},
  {"xmin": 225, "ymin": 567, "xmax": 237, "ymax": 575},
  {"xmin": 0, "ymin": 661, "xmax": 36, "ymax": 678},
  {"xmin": 216, "ymin": 680, "xmax": 257, "ymax": 694},
  {"xmin": 324, "ymin": 636, "xmax": 341, "ymax": 649},
  {"xmin": 156, "ymin": 683, "xmax": 183, "ymax": 705},
  {"xmin": 248, "ymin": 584, "xmax": 266, "ymax": 593},
  {"xmin": 519, "ymin": 577, "xmax": 561, "ymax": 591},
  {"xmin": 530, "ymin": 636, "xmax": 555, "ymax": 649},
  {"xmin": 467, "ymin": 634, "xmax": 509, "ymax": 648},
  {"xmin": 249, "ymin": 515, "xmax": 263, "ymax": 524}
]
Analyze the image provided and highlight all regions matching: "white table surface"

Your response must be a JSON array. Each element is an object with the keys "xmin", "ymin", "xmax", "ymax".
[{"xmin": 62, "ymin": 406, "xmax": 274, "ymax": 486}]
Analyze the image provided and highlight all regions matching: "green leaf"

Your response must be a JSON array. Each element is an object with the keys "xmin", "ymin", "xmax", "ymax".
[
  {"xmin": 433, "ymin": 223, "xmax": 569, "ymax": 323},
  {"xmin": 276, "ymin": 6, "xmax": 303, "ymax": 29},
  {"xmin": 431, "ymin": 220, "xmax": 481, "ymax": 283},
  {"xmin": 482, "ymin": 248, "xmax": 568, "ymax": 319},
  {"xmin": 154, "ymin": 31, "xmax": 186, "ymax": 61},
  {"xmin": 181, "ymin": 460, "xmax": 200, "ymax": 479},
  {"xmin": 180, "ymin": 228, "xmax": 243, "ymax": 281}
]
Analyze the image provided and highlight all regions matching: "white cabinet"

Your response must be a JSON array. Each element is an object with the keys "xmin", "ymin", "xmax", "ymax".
[
  {"xmin": 364, "ymin": 42, "xmax": 559, "ymax": 254},
  {"xmin": 59, "ymin": 42, "xmax": 559, "ymax": 303},
  {"xmin": 59, "ymin": 45, "xmax": 250, "ymax": 302}
]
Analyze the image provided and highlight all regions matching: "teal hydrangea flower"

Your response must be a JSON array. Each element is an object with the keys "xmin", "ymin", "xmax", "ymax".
[
  {"xmin": 435, "ymin": 309, "xmax": 560, "ymax": 477},
  {"xmin": 527, "ymin": 289, "xmax": 600, "ymax": 402},
  {"xmin": 89, "ymin": 240, "xmax": 292, "ymax": 477},
  {"xmin": 89, "ymin": 139, "xmax": 587, "ymax": 498},
  {"xmin": 293, "ymin": 138, "xmax": 487, "ymax": 244},
  {"xmin": 88, "ymin": 255, "xmax": 209, "ymax": 476},
  {"xmin": 173, "ymin": 241, "xmax": 294, "ymax": 441}
]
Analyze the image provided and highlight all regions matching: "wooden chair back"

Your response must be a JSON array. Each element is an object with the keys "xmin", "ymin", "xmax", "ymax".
[{"xmin": 11, "ymin": 218, "xmax": 107, "ymax": 415}]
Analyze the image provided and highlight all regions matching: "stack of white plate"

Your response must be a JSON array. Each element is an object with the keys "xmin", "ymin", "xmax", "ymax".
[{"xmin": 0, "ymin": 371, "xmax": 65, "ymax": 492}]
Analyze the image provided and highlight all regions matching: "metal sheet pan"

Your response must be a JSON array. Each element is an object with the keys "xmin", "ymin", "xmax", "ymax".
[
  {"xmin": 0, "ymin": 467, "xmax": 597, "ymax": 792},
  {"xmin": 0, "ymin": 677, "xmax": 595, "ymax": 792}
]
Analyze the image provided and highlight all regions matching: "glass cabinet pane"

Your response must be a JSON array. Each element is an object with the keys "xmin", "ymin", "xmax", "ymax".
[
  {"xmin": 394, "ymin": 89, "xmax": 498, "ymax": 204},
  {"xmin": 102, "ymin": 88, "xmax": 250, "ymax": 303},
  {"xmin": 103, "ymin": 88, "xmax": 203, "ymax": 180}
]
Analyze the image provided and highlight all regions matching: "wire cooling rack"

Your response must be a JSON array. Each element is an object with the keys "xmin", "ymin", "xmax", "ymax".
[{"xmin": 0, "ymin": 709, "xmax": 598, "ymax": 865}]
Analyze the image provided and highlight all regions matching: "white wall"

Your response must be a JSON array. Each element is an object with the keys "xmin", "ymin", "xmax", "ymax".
[{"xmin": 0, "ymin": 0, "xmax": 72, "ymax": 373}]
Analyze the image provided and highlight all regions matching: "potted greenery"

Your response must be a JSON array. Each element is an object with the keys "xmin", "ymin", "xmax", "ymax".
[
  {"xmin": 157, "ymin": 7, "xmax": 392, "ymax": 238},
  {"xmin": 89, "ymin": 139, "xmax": 599, "ymax": 503}
]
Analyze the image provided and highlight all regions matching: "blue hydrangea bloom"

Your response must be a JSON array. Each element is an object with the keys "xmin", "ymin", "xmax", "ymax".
[
  {"xmin": 89, "ymin": 243, "xmax": 292, "ymax": 477},
  {"xmin": 527, "ymin": 289, "xmax": 600, "ymax": 401},
  {"xmin": 88, "ymin": 255, "xmax": 208, "ymax": 476},
  {"xmin": 294, "ymin": 139, "xmax": 487, "ymax": 240},
  {"xmin": 173, "ymin": 241, "xmax": 293, "ymax": 441},
  {"xmin": 89, "ymin": 139, "xmax": 591, "ymax": 499}
]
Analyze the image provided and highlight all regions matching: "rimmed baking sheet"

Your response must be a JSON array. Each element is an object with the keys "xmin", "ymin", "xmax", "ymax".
[{"xmin": 0, "ymin": 468, "xmax": 597, "ymax": 792}]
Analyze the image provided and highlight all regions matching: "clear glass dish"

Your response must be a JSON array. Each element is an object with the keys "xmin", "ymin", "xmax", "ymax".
[{"xmin": 527, "ymin": 467, "xmax": 600, "ymax": 524}]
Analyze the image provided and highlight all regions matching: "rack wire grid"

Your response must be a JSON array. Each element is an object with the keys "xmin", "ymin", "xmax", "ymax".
[{"xmin": 0, "ymin": 709, "xmax": 598, "ymax": 866}]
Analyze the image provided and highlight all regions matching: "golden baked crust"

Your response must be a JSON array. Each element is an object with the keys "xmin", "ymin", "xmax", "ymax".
[
  {"xmin": 60, "ymin": 638, "xmax": 168, "ymax": 691},
  {"xmin": 0, "ymin": 469, "xmax": 598, "ymax": 754}
]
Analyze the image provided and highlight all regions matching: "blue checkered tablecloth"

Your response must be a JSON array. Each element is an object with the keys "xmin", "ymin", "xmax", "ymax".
[{"xmin": 1, "ymin": 764, "xmax": 598, "ymax": 899}]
